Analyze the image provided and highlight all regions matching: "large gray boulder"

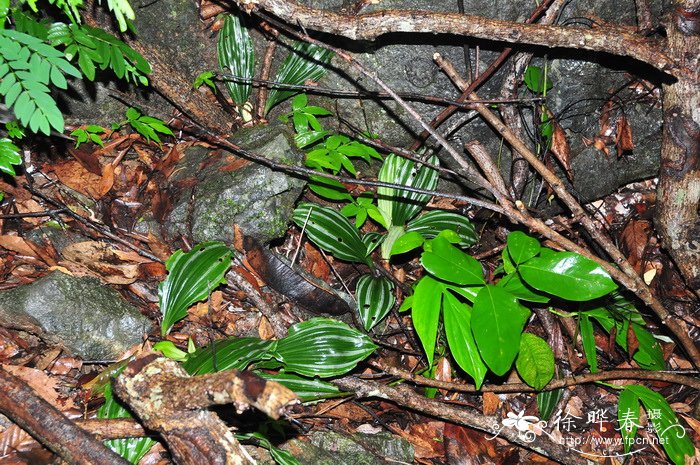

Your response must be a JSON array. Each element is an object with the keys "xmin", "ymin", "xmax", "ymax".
[{"xmin": 0, "ymin": 271, "xmax": 151, "ymax": 360}]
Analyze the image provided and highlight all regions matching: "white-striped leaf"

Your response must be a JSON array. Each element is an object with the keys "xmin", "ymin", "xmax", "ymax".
[
  {"xmin": 183, "ymin": 337, "xmax": 276, "ymax": 375},
  {"xmin": 293, "ymin": 202, "xmax": 369, "ymax": 264},
  {"xmin": 256, "ymin": 372, "xmax": 343, "ymax": 401},
  {"xmin": 159, "ymin": 242, "xmax": 232, "ymax": 335},
  {"xmin": 217, "ymin": 14, "xmax": 254, "ymax": 105},
  {"xmin": 356, "ymin": 274, "xmax": 395, "ymax": 331},
  {"xmin": 275, "ymin": 318, "xmax": 377, "ymax": 377},
  {"xmin": 407, "ymin": 210, "xmax": 477, "ymax": 247},
  {"xmin": 377, "ymin": 154, "xmax": 439, "ymax": 227}
]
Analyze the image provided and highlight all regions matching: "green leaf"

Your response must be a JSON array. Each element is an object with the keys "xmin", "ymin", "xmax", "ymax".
[
  {"xmin": 618, "ymin": 388, "xmax": 639, "ymax": 454},
  {"xmin": 406, "ymin": 210, "xmax": 477, "ymax": 247},
  {"xmin": 355, "ymin": 274, "xmax": 395, "ymax": 331},
  {"xmin": 98, "ymin": 383, "xmax": 156, "ymax": 463},
  {"xmin": 184, "ymin": 337, "xmax": 276, "ymax": 375},
  {"xmin": 506, "ymin": 231, "xmax": 541, "ymax": 265},
  {"xmin": 624, "ymin": 385, "xmax": 694, "ymax": 465},
  {"xmin": 630, "ymin": 324, "xmax": 665, "ymax": 370},
  {"xmin": 159, "ymin": 242, "xmax": 233, "ymax": 335},
  {"xmin": 0, "ymin": 138, "xmax": 21, "ymax": 176},
  {"xmin": 256, "ymin": 372, "xmax": 342, "ymax": 402},
  {"xmin": 515, "ymin": 333, "xmax": 554, "ymax": 390},
  {"xmin": 579, "ymin": 314, "xmax": 598, "ymax": 373},
  {"xmin": 411, "ymin": 275, "xmax": 443, "ymax": 366},
  {"xmin": 390, "ymin": 231, "xmax": 424, "ymax": 256},
  {"xmin": 293, "ymin": 203, "xmax": 368, "ymax": 264},
  {"xmin": 537, "ymin": 388, "xmax": 563, "ymax": 421},
  {"xmin": 307, "ymin": 175, "xmax": 353, "ymax": 201},
  {"xmin": 218, "ymin": 14, "xmax": 254, "ymax": 105},
  {"xmin": 496, "ymin": 272, "xmax": 550, "ymax": 303},
  {"xmin": 442, "ymin": 292, "xmax": 487, "ymax": 388},
  {"xmin": 519, "ymin": 251, "xmax": 617, "ymax": 301},
  {"xmin": 153, "ymin": 341, "xmax": 189, "ymax": 362},
  {"xmin": 472, "ymin": 285, "xmax": 531, "ymax": 376},
  {"xmin": 265, "ymin": 41, "xmax": 333, "ymax": 114},
  {"xmin": 377, "ymin": 154, "xmax": 439, "ymax": 227},
  {"xmin": 237, "ymin": 433, "xmax": 300, "ymax": 465},
  {"xmin": 275, "ymin": 318, "xmax": 377, "ymax": 377},
  {"xmin": 523, "ymin": 66, "xmax": 553, "ymax": 93},
  {"xmin": 421, "ymin": 235, "xmax": 484, "ymax": 285}
]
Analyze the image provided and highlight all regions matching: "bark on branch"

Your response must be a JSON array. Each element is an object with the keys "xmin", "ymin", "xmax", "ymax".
[{"xmin": 230, "ymin": 0, "xmax": 676, "ymax": 74}]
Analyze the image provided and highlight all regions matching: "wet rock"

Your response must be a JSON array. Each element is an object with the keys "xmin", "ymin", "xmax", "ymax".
[
  {"xmin": 0, "ymin": 271, "xmax": 151, "ymax": 360},
  {"xmin": 164, "ymin": 124, "xmax": 305, "ymax": 245}
]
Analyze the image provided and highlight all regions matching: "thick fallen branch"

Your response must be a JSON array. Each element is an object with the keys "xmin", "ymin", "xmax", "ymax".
[
  {"xmin": 0, "ymin": 365, "xmax": 130, "ymax": 465},
  {"xmin": 230, "ymin": 0, "xmax": 675, "ymax": 74},
  {"xmin": 113, "ymin": 354, "xmax": 298, "ymax": 465}
]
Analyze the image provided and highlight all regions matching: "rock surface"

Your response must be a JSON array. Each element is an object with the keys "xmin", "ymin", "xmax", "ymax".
[
  {"xmin": 164, "ymin": 124, "xmax": 306, "ymax": 244},
  {"xmin": 0, "ymin": 271, "xmax": 151, "ymax": 360}
]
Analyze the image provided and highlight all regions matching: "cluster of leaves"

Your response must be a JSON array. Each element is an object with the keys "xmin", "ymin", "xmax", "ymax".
[{"xmin": 211, "ymin": 14, "xmax": 333, "ymax": 120}]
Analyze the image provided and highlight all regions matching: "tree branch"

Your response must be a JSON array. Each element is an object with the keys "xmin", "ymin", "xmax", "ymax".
[{"xmin": 230, "ymin": 0, "xmax": 675, "ymax": 74}]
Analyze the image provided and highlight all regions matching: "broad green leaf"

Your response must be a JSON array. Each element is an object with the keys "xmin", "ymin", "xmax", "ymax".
[
  {"xmin": 442, "ymin": 292, "xmax": 487, "ymax": 388},
  {"xmin": 257, "ymin": 372, "xmax": 343, "ymax": 402},
  {"xmin": 183, "ymin": 337, "xmax": 276, "ymax": 375},
  {"xmin": 218, "ymin": 14, "xmax": 254, "ymax": 105},
  {"xmin": 579, "ymin": 314, "xmax": 598, "ymax": 373},
  {"xmin": 412, "ymin": 275, "xmax": 443, "ymax": 366},
  {"xmin": 506, "ymin": 231, "xmax": 541, "ymax": 265},
  {"xmin": 275, "ymin": 318, "xmax": 377, "ymax": 377},
  {"xmin": 472, "ymin": 285, "xmax": 531, "ymax": 376},
  {"xmin": 99, "ymin": 383, "xmax": 156, "ymax": 463},
  {"xmin": 0, "ymin": 138, "xmax": 21, "ymax": 176},
  {"xmin": 519, "ymin": 251, "xmax": 617, "ymax": 301},
  {"xmin": 293, "ymin": 203, "xmax": 368, "ymax": 264},
  {"xmin": 630, "ymin": 324, "xmax": 665, "ymax": 370},
  {"xmin": 496, "ymin": 272, "xmax": 549, "ymax": 303},
  {"xmin": 421, "ymin": 235, "xmax": 484, "ymax": 285},
  {"xmin": 618, "ymin": 388, "xmax": 639, "ymax": 454},
  {"xmin": 515, "ymin": 333, "xmax": 554, "ymax": 390},
  {"xmin": 390, "ymin": 230, "xmax": 424, "ymax": 256},
  {"xmin": 159, "ymin": 242, "xmax": 233, "ymax": 335},
  {"xmin": 406, "ymin": 210, "xmax": 477, "ymax": 247},
  {"xmin": 537, "ymin": 388, "xmax": 563, "ymax": 421},
  {"xmin": 523, "ymin": 66, "xmax": 553, "ymax": 93},
  {"xmin": 265, "ymin": 41, "xmax": 333, "ymax": 114},
  {"xmin": 377, "ymin": 154, "xmax": 439, "ymax": 227},
  {"xmin": 236, "ymin": 433, "xmax": 300, "ymax": 465},
  {"xmin": 308, "ymin": 175, "xmax": 353, "ymax": 201},
  {"xmin": 355, "ymin": 274, "xmax": 395, "ymax": 331},
  {"xmin": 624, "ymin": 385, "xmax": 694, "ymax": 465}
]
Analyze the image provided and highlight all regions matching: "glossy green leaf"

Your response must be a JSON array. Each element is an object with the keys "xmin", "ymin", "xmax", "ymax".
[
  {"xmin": 515, "ymin": 333, "xmax": 554, "ymax": 390},
  {"xmin": 624, "ymin": 385, "xmax": 694, "ymax": 465},
  {"xmin": 276, "ymin": 318, "xmax": 377, "ymax": 377},
  {"xmin": 265, "ymin": 42, "xmax": 333, "ymax": 114},
  {"xmin": 472, "ymin": 285, "xmax": 531, "ymax": 376},
  {"xmin": 618, "ymin": 388, "xmax": 639, "ymax": 454},
  {"xmin": 406, "ymin": 210, "xmax": 477, "ymax": 247},
  {"xmin": 421, "ymin": 235, "xmax": 484, "ymax": 285},
  {"xmin": 412, "ymin": 275, "xmax": 443, "ymax": 366},
  {"xmin": 0, "ymin": 138, "xmax": 21, "ymax": 176},
  {"xmin": 523, "ymin": 66, "xmax": 553, "ymax": 93},
  {"xmin": 355, "ymin": 274, "xmax": 395, "ymax": 331},
  {"xmin": 218, "ymin": 14, "xmax": 254, "ymax": 105},
  {"xmin": 630, "ymin": 324, "xmax": 665, "ymax": 370},
  {"xmin": 377, "ymin": 154, "xmax": 439, "ymax": 227},
  {"xmin": 237, "ymin": 432, "xmax": 300, "ymax": 465},
  {"xmin": 183, "ymin": 337, "xmax": 276, "ymax": 375},
  {"xmin": 159, "ymin": 242, "xmax": 233, "ymax": 335},
  {"xmin": 537, "ymin": 388, "xmax": 563, "ymax": 421},
  {"xmin": 308, "ymin": 175, "xmax": 353, "ymax": 201},
  {"xmin": 579, "ymin": 314, "xmax": 598, "ymax": 373},
  {"xmin": 293, "ymin": 202, "xmax": 368, "ymax": 264},
  {"xmin": 506, "ymin": 231, "xmax": 541, "ymax": 265},
  {"xmin": 496, "ymin": 272, "xmax": 549, "ymax": 303},
  {"xmin": 98, "ymin": 383, "xmax": 156, "ymax": 463},
  {"xmin": 519, "ymin": 251, "xmax": 617, "ymax": 301},
  {"xmin": 442, "ymin": 292, "xmax": 487, "ymax": 388},
  {"xmin": 390, "ymin": 231, "xmax": 424, "ymax": 256}
]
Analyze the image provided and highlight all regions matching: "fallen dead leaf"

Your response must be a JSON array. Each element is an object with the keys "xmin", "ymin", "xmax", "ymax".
[
  {"xmin": 548, "ymin": 111, "xmax": 573, "ymax": 181},
  {"xmin": 616, "ymin": 115, "xmax": 634, "ymax": 155},
  {"xmin": 1, "ymin": 365, "xmax": 76, "ymax": 411},
  {"xmin": 61, "ymin": 241, "xmax": 141, "ymax": 284},
  {"xmin": 482, "ymin": 391, "xmax": 500, "ymax": 416},
  {"xmin": 0, "ymin": 236, "xmax": 40, "ymax": 258}
]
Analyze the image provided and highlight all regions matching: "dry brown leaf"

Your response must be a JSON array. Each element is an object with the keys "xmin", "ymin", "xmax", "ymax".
[
  {"xmin": 258, "ymin": 316, "xmax": 275, "ymax": 340},
  {"xmin": 13, "ymin": 199, "xmax": 46, "ymax": 227},
  {"xmin": 444, "ymin": 423, "xmax": 498, "ymax": 464},
  {"xmin": 0, "ymin": 236, "xmax": 40, "ymax": 258},
  {"xmin": 61, "ymin": 241, "xmax": 140, "ymax": 284},
  {"xmin": 400, "ymin": 421, "xmax": 445, "ymax": 460},
  {"xmin": 626, "ymin": 323, "xmax": 640, "ymax": 359},
  {"xmin": 0, "ymin": 424, "xmax": 40, "ymax": 457},
  {"xmin": 482, "ymin": 391, "xmax": 500, "ymax": 416},
  {"xmin": 1, "ymin": 365, "xmax": 76, "ymax": 411},
  {"xmin": 98, "ymin": 163, "xmax": 115, "ymax": 198},
  {"xmin": 616, "ymin": 116, "xmax": 635, "ymax": 155},
  {"xmin": 67, "ymin": 146, "xmax": 103, "ymax": 175},
  {"xmin": 548, "ymin": 111, "xmax": 573, "ymax": 181},
  {"xmin": 620, "ymin": 219, "xmax": 651, "ymax": 273}
]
